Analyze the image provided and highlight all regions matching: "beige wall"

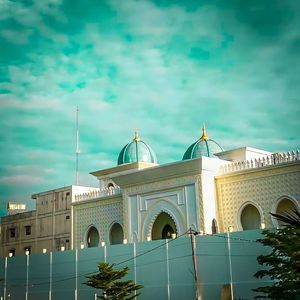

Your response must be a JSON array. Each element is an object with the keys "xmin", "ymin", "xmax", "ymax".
[
  {"xmin": 216, "ymin": 162, "xmax": 300, "ymax": 232},
  {"xmin": 1, "ymin": 211, "xmax": 36, "ymax": 256},
  {"xmin": 1, "ymin": 185, "xmax": 96, "ymax": 257},
  {"xmin": 72, "ymin": 195, "xmax": 123, "ymax": 249}
]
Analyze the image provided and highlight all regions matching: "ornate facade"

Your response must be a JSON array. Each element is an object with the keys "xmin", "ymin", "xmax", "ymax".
[
  {"xmin": 1, "ymin": 128, "xmax": 299, "ymax": 255},
  {"xmin": 72, "ymin": 129, "xmax": 300, "ymax": 249}
]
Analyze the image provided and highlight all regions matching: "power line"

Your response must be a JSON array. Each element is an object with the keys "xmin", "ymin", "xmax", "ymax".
[{"xmin": 3, "ymin": 230, "xmax": 262, "ymax": 289}]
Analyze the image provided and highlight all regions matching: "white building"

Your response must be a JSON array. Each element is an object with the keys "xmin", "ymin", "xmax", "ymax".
[{"xmin": 72, "ymin": 128, "xmax": 300, "ymax": 249}]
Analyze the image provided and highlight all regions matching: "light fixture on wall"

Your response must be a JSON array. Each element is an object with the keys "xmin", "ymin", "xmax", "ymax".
[
  {"xmin": 123, "ymin": 239, "xmax": 128, "ymax": 244},
  {"xmin": 25, "ymin": 250, "xmax": 30, "ymax": 256},
  {"xmin": 80, "ymin": 243, "xmax": 84, "ymax": 249},
  {"xmin": 8, "ymin": 253, "xmax": 13, "ymax": 257},
  {"xmin": 101, "ymin": 241, "xmax": 105, "ymax": 247},
  {"xmin": 260, "ymin": 223, "xmax": 266, "ymax": 229},
  {"xmin": 147, "ymin": 236, "xmax": 151, "ymax": 241},
  {"xmin": 171, "ymin": 233, "xmax": 177, "ymax": 239},
  {"xmin": 42, "ymin": 248, "xmax": 47, "ymax": 254},
  {"xmin": 228, "ymin": 226, "xmax": 234, "ymax": 232},
  {"xmin": 61, "ymin": 246, "xmax": 65, "ymax": 252}
]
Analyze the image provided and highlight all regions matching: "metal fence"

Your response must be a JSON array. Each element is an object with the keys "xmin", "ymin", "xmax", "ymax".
[{"xmin": 0, "ymin": 230, "xmax": 270, "ymax": 300}]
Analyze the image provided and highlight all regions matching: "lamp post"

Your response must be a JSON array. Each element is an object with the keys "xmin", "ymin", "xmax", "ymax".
[
  {"xmin": 25, "ymin": 251, "xmax": 29, "ymax": 300},
  {"xmin": 3, "ymin": 257, "xmax": 7, "ymax": 300},
  {"xmin": 226, "ymin": 229, "xmax": 234, "ymax": 300}
]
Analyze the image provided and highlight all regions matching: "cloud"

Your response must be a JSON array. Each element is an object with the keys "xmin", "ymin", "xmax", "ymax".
[
  {"xmin": 0, "ymin": 0, "xmax": 299, "ymax": 214},
  {"xmin": 1, "ymin": 29, "xmax": 33, "ymax": 44},
  {"xmin": 0, "ymin": 164, "xmax": 54, "ymax": 186}
]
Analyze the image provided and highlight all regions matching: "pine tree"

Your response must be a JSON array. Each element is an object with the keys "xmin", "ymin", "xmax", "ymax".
[
  {"xmin": 84, "ymin": 262, "xmax": 143, "ymax": 299},
  {"xmin": 253, "ymin": 209, "xmax": 300, "ymax": 299}
]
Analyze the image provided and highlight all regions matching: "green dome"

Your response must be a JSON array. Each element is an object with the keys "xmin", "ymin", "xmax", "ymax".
[
  {"xmin": 117, "ymin": 131, "xmax": 157, "ymax": 165},
  {"xmin": 183, "ymin": 127, "xmax": 223, "ymax": 160}
]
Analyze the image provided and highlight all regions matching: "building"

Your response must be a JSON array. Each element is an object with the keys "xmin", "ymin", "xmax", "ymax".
[
  {"xmin": 1, "ymin": 127, "xmax": 299, "ymax": 256},
  {"xmin": 0, "ymin": 185, "xmax": 98, "ymax": 257},
  {"xmin": 72, "ymin": 128, "xmax": 300, "ymax": 249}
]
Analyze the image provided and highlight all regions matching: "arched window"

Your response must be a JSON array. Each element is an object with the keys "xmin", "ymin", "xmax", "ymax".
[
  {"xmin": 107, "ymin": 183, "xmax": 114, "ymax": 188},
  {"xmin": 151, "ymin": 212, "xmax": 177, "ymax": 240},
  {"xmin": 109, "ymin": 223, "xmax": 124, "ymax": 245},
  {"xmin": 275, "ymin": 198, "xmax": 297, "ymax": 227},
  {"xmin": 240, "ymin": 204, "xmax": 261, "ymax": 230},
  {"xmin": 86, "ymin": 226, "xmax": 99, "ymax": 248},
  {"xmin": 212, "ymin": 219, "xmax": 218, "ymax": 234}
]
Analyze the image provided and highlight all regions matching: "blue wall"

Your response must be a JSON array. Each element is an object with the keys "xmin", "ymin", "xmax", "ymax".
[{"xmin": 0, "ymin": 230, "xmax": 271, "ymax": 300}]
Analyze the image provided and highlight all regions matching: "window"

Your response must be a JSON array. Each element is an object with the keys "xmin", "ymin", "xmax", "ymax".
[
  {"xmin": 25, "ymin": 226, "xmax": 31, "ymax": 235},
  {"xmin": 212, "ymin": 219, "xmax": 218, "ymax": 234},
  {"xmin": 275, "ymin": 198, "xmax": 297, "ymax": 227},
  {"xmin": 9, "ymin": 228, "xmax": 16, "ymax": 238},
  {"xmin": 109, "ymin": 223, "xmax": 124, "ymax": 245},
  {"xmin": 108, "ymin": 183, "xmax": 114, "ymax": 188},
  {"xmin": 86, "ymin": 226, "xmax": 100, "ymax": 248},
  {"xmin": 66, "ymin": 215, "xmax": 70, "ymax": 220},
  {"xmin": 240, "ymin": 204, "xmax": 261, "ymax": 230}
]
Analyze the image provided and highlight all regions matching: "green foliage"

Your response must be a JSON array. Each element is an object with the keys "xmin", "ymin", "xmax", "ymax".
[
  {"xmin": 84, "ymin": 262, "xmax": 143, "ymax": 300},
  {"xmin": 253, "ymin": 210, "xmax": 300, "ymax": 299}
]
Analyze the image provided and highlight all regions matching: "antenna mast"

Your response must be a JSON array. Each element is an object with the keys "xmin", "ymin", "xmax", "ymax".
[{"xmin": 75, "ymin": 106, "xmax": 80, "ymax": 185}]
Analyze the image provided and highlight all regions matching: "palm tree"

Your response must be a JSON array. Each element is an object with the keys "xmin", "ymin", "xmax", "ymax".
[{"xmin": 270, "ymin": 208, "xmax": 300, "ymax": 227}]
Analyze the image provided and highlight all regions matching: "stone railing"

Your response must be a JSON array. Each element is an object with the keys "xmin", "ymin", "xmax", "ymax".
[
  {"xmin": 74, "ymin": 186, "xmax": 121, "ymax": 202},
  {"xmin": 219, "ymin": 150, "xmax": 300, "ymax": 174}
]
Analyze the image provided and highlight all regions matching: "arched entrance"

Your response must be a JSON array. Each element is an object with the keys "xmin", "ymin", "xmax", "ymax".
[
  {"xmin": 240, "ymin": 204, "xmax": 261, "ymax": 230},
  {"xmin": 151, "ymin": 212, "xmax": 177, "ymax": 240},
  {"xmin": 275, "ymin": 198, "xmax": 297, "ymax": 227},
  {"xmin": 86, "ymin": 226, "xmax": 99, "ymax": 248},
  {"xmin": 109, "ymin": 223, "xmax": 124, "ymax": 245}
]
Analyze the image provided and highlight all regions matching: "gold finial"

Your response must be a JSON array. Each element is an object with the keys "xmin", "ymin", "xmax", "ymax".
[
  {"xmin": 200, "ymin": 124, "xmax": 208, "ymax": 141},
  {"xmin": 133, "ymin": 128, "xmax": 139, "ymax": 141}
]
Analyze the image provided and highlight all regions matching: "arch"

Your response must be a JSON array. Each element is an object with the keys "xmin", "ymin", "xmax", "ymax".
[
  {"xmin": 272, "ymin": 196, "xmax": 299, "ymax": 227},
  {"xmin": 238, "ymin": 202, "xmax": 262, "ymax": 230},
  {"xmin": 211, "ymin": 219, "xmax": 218, "ymax": 234},
  {"xmin": 151, "ymin": 212, "xmax": 177, "ymax": 240},
  {"xmin": 86, "ymin": 226, "xmax": 99, "ymax": 248},
  {"xmin": 142, "ymin": 200, "xmax": 185, "ymax": 241},
  {"xmin": 109, "ymin": 223, "xmax": 124, "ymax": 245}
]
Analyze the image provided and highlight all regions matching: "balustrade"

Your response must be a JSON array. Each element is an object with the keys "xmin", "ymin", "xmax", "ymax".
[
  {"xmin": 219, "ymin": 150, "xmax": 299, "ymax": 174},
  {"xmin": 74, "ymin": 186, "xmax": 121, "ymax": 202}
]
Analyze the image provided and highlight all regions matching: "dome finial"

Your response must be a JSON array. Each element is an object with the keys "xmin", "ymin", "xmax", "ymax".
[
  {"xmin": 133, "ymin": 128, "xmax": 140, "ymax": 141},
  {"xmin": 201, "ymin": 124, "xmax": 208, "ymax": 141}
]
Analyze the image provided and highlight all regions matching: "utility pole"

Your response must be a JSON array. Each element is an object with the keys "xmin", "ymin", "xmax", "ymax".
[
  {"xmin": 189, "ymin": 228, "xmax": 202, "ymax": 300},
  {"xmin": 75, "ymin": 106, "xmax": 80, "ymax": 185}
]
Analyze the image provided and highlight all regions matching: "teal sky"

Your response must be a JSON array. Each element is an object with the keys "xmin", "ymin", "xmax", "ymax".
[{"xmin": 0, "ymin": 0, "xmax": 299, "ymax": 215}]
